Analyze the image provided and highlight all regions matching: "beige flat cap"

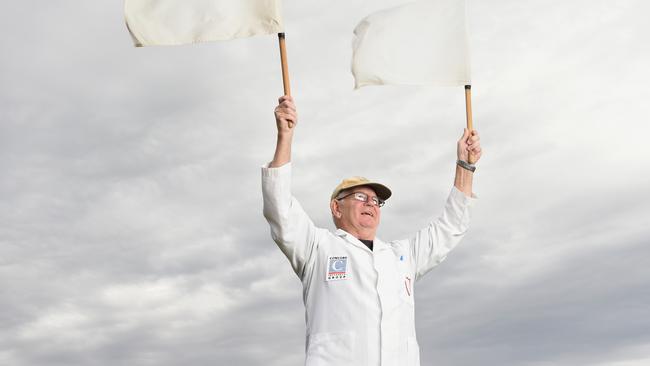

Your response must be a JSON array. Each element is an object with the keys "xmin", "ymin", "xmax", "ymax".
[{"xmin": 330, "ymin": 176, "xmax": 392, "ymax": 201}]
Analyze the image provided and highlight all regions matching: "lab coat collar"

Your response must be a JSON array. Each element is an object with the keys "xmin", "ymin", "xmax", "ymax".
[{"xmin": 335, "ymin": 229, "xmax": 389, "ymax": 252}]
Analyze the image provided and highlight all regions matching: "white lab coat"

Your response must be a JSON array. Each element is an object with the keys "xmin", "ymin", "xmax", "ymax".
[{"xmin": 262, "ymin": 163, "xmax": 474, "ymax": 366}]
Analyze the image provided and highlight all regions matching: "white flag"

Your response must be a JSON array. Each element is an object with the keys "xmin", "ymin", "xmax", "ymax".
[
  {"xmin": 125, "ymin": 0, "xmax": 283, "ymax": 47},
  {"xmin": 351, "ymin": 0, "xmax": 470, "ymax": 88}
]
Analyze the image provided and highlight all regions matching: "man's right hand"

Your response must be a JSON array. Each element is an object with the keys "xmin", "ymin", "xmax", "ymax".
[
  {"xmin": 274, "ymin": 95, "xmax": 298, "ymax": 134},
  {"xmin": 269, "ymin": 96, "xmax": 297, "ymax": 167}
]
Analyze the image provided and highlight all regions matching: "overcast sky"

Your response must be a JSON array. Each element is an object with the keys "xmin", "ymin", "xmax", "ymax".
[{"xmin": 2, "ymin": 0, "xmax": 650, "ymax": 365}]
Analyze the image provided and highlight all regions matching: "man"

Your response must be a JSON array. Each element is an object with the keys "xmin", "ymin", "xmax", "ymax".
[{"xmin": 262, "ymin": 95, "xmax": 482, "ymax": 366}]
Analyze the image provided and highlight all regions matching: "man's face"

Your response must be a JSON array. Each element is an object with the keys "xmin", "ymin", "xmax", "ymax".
[{"xmin": 335, "ymin": 186, "xmax": 382, "ymax": 232}]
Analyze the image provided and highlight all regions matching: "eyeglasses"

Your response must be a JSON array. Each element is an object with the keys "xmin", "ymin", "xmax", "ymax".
[{"xmin": 336, "ymin": 191, "xmax": 385, "ymax": 207}]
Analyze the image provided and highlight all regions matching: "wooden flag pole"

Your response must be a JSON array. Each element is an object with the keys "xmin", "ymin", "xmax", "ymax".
[
  {"xmin": 464, "ymin": 85, "xmax": 473, "ymax": 131},
  {"xmin": 464, "ymin": 84, "xmax": 477, "ymax": 164},
  {"xmin": 278, "ymin": 33, "xmax": 291, "ymax": 96}
]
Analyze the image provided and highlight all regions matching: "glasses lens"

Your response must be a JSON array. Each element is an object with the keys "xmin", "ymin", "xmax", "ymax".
[{"xmin": 353, "ymin": 192, "xmax": 368, "ymax": 202}]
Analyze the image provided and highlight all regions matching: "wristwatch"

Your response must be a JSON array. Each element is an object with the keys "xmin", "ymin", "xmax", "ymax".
[{"xmin": 456, "ymin": 159, "xmax": 476, "ymax": 172}]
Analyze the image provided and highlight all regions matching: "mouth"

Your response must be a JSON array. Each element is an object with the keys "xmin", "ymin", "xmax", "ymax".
[{"xmin": 361, "ymin": 212, "xmax": 374, "ymax": 217}]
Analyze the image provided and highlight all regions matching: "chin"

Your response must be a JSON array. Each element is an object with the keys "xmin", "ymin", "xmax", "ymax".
[{"xmin": 359, "ymin": 218, "xmax": 378, "ymax": 228}]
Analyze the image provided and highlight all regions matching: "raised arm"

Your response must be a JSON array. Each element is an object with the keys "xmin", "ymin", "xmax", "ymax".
[
  {"xmin": 263, "ymin": 96, "xmax": 321, "ymax": 278},
  {"xmin": 403, "ymin": 129, "xmax": 483, "ymax": 279},
  {"xmin": 270, "ymin": 95, "xmax": 297, "ymax": 167}
]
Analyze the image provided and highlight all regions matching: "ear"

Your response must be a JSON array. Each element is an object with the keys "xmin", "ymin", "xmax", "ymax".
[{"xmin": 330, "ymin": 199, "xmax": 342, "ymax": 218}]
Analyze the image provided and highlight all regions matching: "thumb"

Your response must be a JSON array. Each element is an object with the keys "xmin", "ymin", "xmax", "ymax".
[{"xmin": 460, "ymin": 128, "xmax": 469, "ymax": 141}]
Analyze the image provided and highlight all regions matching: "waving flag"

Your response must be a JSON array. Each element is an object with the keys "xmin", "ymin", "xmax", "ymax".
[
  {"xmin": 351, "ymin": 0, "xmax": 470, "ymax": 88},
  {"xmin": 125, "ymin": 0, "xmax": 284, "ymax": 47}
]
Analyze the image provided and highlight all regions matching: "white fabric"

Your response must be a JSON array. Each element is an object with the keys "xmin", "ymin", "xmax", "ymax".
[
  {"xmin": 261, "ymin": 163, "xmax": 475, "ymax": 366},
  {"xmin": 125, "ymin": 0, "xmax": 283, "ymax": 47},
  {"xmin": 352, "ymin": 0, "xmax": 471, "ymax": 88}
]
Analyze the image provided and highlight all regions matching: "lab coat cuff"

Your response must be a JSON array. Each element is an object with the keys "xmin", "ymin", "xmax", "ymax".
[
  {"xmin": 450, "ymin": 186, "xmax": 477, "ymax": 207},
  {"xmin": 261, "ymin": 162, "xmax": 292, "ymax": 178}
]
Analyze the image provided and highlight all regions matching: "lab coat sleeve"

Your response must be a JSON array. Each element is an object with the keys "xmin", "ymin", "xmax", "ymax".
[
  {"xmin": 262, "ymin": 162, "xmax": 320, "ymax": 279},
  {"xmin": 407, "ymin": 187, "xmax": 476, "ymax": 280}
]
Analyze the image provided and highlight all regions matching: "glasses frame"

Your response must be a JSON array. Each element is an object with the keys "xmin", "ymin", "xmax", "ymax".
[{"xmin": 336, "ymin": 191, "xmax": 385, "ymax": 207}]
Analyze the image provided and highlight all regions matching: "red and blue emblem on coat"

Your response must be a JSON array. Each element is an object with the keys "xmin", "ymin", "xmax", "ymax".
[{"xmin": 326, "ymin": 256, "xmax": 349, "ymax": 281}]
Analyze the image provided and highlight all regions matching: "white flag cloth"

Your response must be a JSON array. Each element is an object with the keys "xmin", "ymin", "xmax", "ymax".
[
  {"xmin": 352, "ymin": 0, "xmax": 470, "ymax": 88},
  {"xmin": 125, "ymin": 0, "xmax": 283, "ymax": 47}
]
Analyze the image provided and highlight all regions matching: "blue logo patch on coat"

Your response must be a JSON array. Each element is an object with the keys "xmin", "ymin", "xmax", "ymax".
[{"xmin": 326, "ymin": 256, "xmax": 349, "ymax": 281}]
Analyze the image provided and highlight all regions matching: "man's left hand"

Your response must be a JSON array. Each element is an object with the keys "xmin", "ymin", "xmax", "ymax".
[{"xmin": 457, "ymin": 129, "xmax": 482, "ymax": 164}]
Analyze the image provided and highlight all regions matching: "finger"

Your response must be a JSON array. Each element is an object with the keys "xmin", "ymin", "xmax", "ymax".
[
  {"xmin": 276, "ymin": 112, "xmax": 296, "ymax": 123},
  {"xmin": 459, "ymin": 128, "xmax": 469, "ymax": 143},
  {"xmin": 275, "ymin": 106, "xmax": 296, "ymax": 115},
  {"xmin": 284, "ymin": 112, "xmax": 297, "ymax": 122},
  {"xmin": 280, "ymin": 101, "xmax": 297, "ymax": 112},
  {"xmin": 277, "ymin": 109, "xmax": 297, "ymax": 120},
  {"xmin": 278, "ymin": 95, "xmax": 293, "ymax": 104}
]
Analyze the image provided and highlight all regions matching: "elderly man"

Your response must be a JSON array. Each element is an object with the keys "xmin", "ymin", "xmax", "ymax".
[{"xmin": 262, "ymin": 96, "xmax": 482, "ymax": 366}]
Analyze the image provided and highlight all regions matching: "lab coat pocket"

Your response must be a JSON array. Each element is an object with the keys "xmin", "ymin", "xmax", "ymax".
[
  {"xmin": 306, "ymin": 331, "xmax": 356, "ymax": 366},
  {"xmin": 407, "ymin": 337, "xmax": 420, "ymax": 366},
  {"xmin": 397, "ymin": 257, "xmax": 415, "ymax": 306},
  {"xmin": 401, "ymin": 275, "xmax": 414, "ymax": 306}
]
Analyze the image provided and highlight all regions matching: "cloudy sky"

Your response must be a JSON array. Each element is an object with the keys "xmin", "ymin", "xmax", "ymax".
[{"xmin": 2, "ymin": 0, "xmax": 650, "ymax": 365}]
